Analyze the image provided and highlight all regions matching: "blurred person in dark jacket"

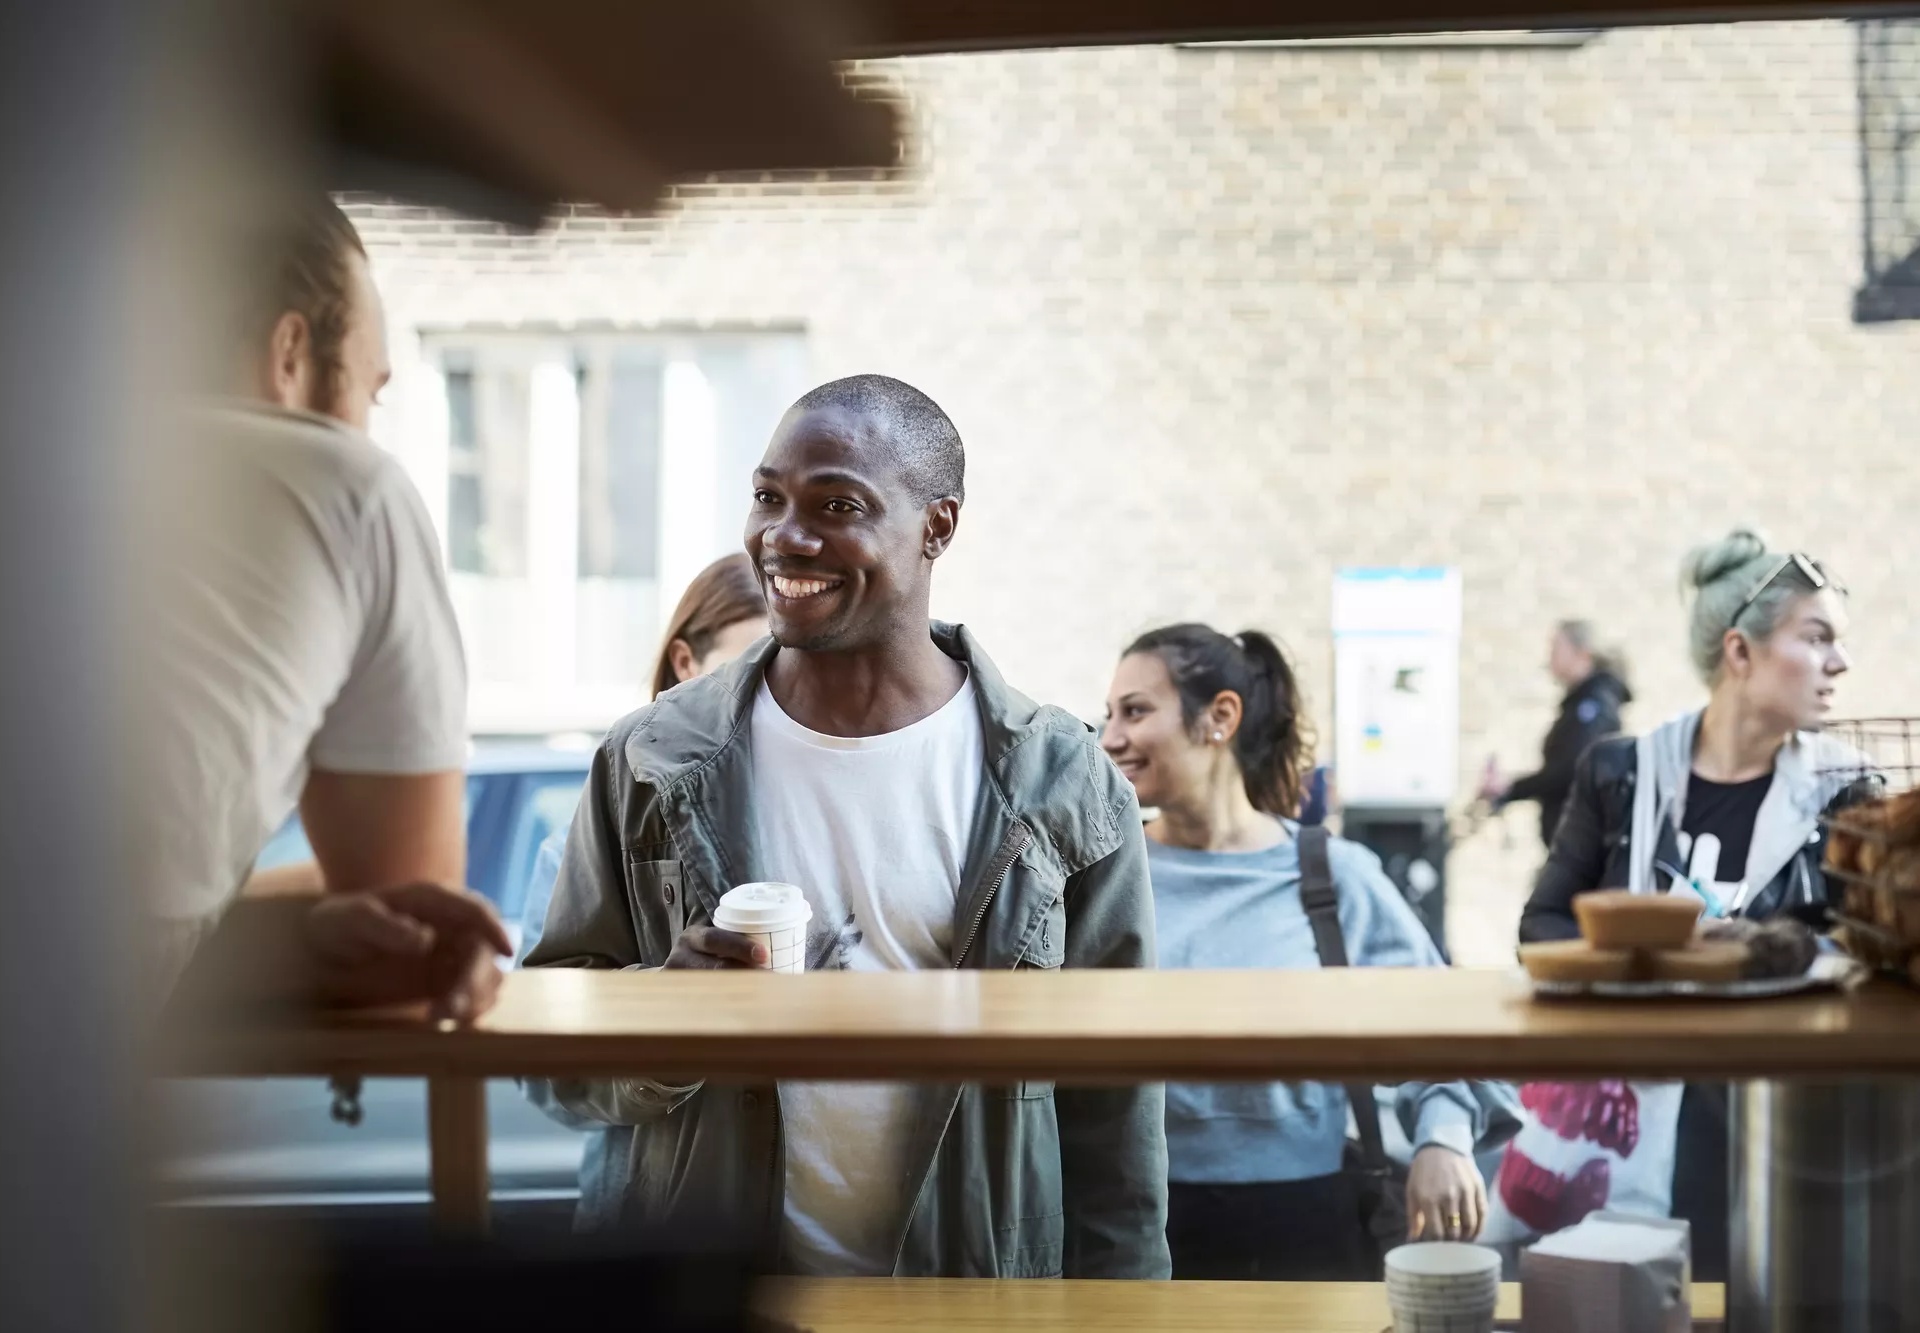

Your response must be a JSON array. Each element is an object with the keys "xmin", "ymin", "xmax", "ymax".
[{"xmin": 1482, "ymin": 621, "xmax": 1631, "ymax": 848}]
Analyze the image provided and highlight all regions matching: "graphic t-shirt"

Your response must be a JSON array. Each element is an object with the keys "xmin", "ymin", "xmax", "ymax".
[
  {"xmin": 748, "ymin": 675, "xmax": 984, "ymax": 1274},
  {"xmin": 1680, "ymin": 771, "xmax": 1774, "ymax": 884}
]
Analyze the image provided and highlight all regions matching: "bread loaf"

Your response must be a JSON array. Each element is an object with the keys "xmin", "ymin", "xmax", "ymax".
[
  {"xmin": 1825, "ymin": 824, "xmax": 1861, "ymax": 875},
  {"xmin": 1887, "ymin": 788, "xmax": 1920, "ymax": 847},
  {"xmin": 1885, "ymin": 845, "xmax": 1920, "ymax": 894}
]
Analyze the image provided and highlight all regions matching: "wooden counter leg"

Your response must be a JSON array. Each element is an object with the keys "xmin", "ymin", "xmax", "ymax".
[{"xmin": 428, "ymin": 1076, "xmax": 490, "ymax": 1234}]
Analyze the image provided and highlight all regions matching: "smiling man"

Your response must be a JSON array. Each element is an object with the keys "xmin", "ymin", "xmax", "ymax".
[{"xmin": 523, "ymin": 374, "xmax": 1169, "ymax": 1279}]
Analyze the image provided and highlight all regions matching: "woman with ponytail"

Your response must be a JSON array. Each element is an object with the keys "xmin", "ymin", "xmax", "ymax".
[{"xmin": 1103, "ymin": 623, "xmax": 1509, "ymax": 1280}]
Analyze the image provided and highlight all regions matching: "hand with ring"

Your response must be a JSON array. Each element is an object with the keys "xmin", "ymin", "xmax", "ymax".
[{"xmin": 1405, "ymin": 1144, "xmax": 1488, "ymax": 1242}]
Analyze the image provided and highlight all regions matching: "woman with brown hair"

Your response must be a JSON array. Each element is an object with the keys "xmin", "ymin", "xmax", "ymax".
[
  {"xmin": 513, "ymin": 552, "xmax": 765, "ymax": 1192},
  {"xmin": 1101, "ymin": 623, "xmax": 1510, "ymax": 1279},
  {"xmin": 649, "ymin": 552, "xmax": 768, "ymax": 700},
  {"xmin": 520, "ymin": 554, "xmax": 766, "ymax": 961}
]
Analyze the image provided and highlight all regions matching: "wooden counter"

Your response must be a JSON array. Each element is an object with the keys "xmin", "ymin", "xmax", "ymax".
[
  {"xmin": 162, "ymin": 968, "xmax": 1918, "ymax": 1231},
  {"xmin": 753, "ymin": 1278, "xmax": 1728, "ymax": 1331},
  {"xmin": 166, "ymin": 966, "xmax": 1920, "ymax": 1084}
]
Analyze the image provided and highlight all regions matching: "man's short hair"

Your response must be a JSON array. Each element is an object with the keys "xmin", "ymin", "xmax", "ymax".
[
  {"xmin": 791, "ymin": 374, "xmax": 965, "ymax": 504},
  {"xmin": 242, "ymin": 195, "xmax": 366, "ymax": 406}
]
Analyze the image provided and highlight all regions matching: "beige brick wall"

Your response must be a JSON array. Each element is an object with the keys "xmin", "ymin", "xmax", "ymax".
[{"xmin": 350, "ymin": 21, "xmax": 1920, "ymax": 963}]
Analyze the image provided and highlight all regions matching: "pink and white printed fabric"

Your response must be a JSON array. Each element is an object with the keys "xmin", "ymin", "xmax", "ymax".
[{"xmin": 1481, "ymin": 1081, "xmax": 1685, "ymax": 1257}]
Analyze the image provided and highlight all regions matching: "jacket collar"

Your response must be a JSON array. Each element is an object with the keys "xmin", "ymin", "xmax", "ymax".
[
  {"xmin": 622, "ymin": 622, "xmax": 1088, "ymax": 935},
  {"xmin": 624, "ymin": 621, "xmax": 1043, "ymax": 793},
  {"xmin": 1564, "ymin": 669, "xmax": 1630, "ymax": 713},
  {"xmin": 1638, "ymin": 711, "xmax": 1865, "ymax": 898},
  {"xmin": 1742, "ymin": 729, "xmax": 1864, "ymax": 896}
]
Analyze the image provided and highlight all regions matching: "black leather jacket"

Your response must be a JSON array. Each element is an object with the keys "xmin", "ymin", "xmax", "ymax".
[
  {"xmin": 1517, "ymin": 735, "xmax": 1874, "ymax": 943},
  {"xmin": 1501, "ymin": 670, "xmax": 1631, "ymax": 848}
]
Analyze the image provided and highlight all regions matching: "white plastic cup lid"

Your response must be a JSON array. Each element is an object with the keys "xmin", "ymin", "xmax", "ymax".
[
  {"xmin": 1384, "ymin": 1242, "xmax": 1502, "ymax": 1279},
  {"xmin": 714, "ymin": 882, "xmax": 813, "ymax": 932}
]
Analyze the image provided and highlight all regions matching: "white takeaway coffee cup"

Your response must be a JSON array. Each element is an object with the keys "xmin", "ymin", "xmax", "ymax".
[
  {"xmin": 1385, "ymin": 1243, "xmax": 1501, "ymax": 1333},
  {"xmin": 712, "ymin": 882, "xmax": 813, "ymax": 974}
]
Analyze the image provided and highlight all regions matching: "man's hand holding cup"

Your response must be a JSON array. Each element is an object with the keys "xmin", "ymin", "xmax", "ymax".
[
  {"xmin": 668, "ymin": 882, "xmax": 812, "ymax": 973},
  {"xmin": 665, "ymin": 926, "xmax": 770, "ymax": 970}
]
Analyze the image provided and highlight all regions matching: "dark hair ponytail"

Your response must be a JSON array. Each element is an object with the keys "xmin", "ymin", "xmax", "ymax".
[{"xmin": 1123, "ymin": 623, "xmax": 1314, "ymax": 817}]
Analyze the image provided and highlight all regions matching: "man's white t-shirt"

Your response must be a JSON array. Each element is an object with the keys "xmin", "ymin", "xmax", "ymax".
[
  {"xmin": 140, "ymin": 404, "xmax": 468, "ymax": 987},
  {"xmin": 748, "ymin": 673, "xmax": 985, "ymax": 1275}
]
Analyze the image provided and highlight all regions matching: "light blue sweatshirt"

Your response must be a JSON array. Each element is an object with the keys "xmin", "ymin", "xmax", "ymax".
[
  {"xmin": 516, "ymin": 830, "xmax": 612, "ymax": 1162},
  {"xmin": 1149, "ymin": 831, "xmax": 1486, "ymax": 1184},
  {"xmin": 517, "ymin": 830, "xmax": 566, "ymax": 969}
]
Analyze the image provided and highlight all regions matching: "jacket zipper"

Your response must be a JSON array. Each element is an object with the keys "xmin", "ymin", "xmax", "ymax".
[
  {"xmin": 883, "ymin": 822, "xmax": 1031, "ymax": 1274},
  {"xmin": 887, "ymin": 1088, "xmax": 965, "ymax": 1276},
  {"xmin": 763, "ymin": 1093, "xmax": 785, "ymax": 1267},
  {"xmin": 953, "ymin": 822, "xmax": 1032, "ymax": 970}
]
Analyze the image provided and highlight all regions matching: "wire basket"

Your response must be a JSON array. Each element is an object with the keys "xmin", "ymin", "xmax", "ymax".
[
  {"xmin": 1818, "ymin": 719, "xmax": 1920, "ymax": 984},
  {"xmin": 1816, "ymin": 717, "xmax": 1920, "ymax": 796}
]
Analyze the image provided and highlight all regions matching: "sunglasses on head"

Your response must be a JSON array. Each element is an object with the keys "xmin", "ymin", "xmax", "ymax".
[{"xmin": 1729, "ymin": 552, "xmax": 1837, "ymax": 632}]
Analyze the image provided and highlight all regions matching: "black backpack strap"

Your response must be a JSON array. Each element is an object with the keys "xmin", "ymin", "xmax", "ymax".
[
  {"xmin": 1298, "ymin": 826, "xmax": 1392, "ymax": 1176},
  {"xmin": 1299, "ymin": 825, "xmax": 1349, "ymax": 967}
]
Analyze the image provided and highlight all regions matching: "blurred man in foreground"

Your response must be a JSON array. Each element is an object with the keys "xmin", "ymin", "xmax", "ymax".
[{"xmin": 145, "ymin": 196, "xmax": 506, "ymax": 1020}]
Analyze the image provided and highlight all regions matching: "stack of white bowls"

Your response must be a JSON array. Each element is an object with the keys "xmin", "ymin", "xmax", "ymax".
[{"xmin": 1383, "ymin": 1242, "xmax": 1503, "ymax": 1332}]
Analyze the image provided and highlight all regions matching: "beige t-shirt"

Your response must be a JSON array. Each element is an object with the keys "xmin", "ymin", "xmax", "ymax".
[{"xmin": 137, "ymin": 404, "xmax": 467, "ymax": 988}]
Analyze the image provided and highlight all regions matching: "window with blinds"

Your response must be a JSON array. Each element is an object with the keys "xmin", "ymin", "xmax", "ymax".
[{"xmin": 1857, "ymin": 18, "xmax": 1920, "ymax": 323}]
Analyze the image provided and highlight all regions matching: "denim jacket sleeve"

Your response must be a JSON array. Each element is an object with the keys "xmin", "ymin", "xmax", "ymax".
[
  {"xmin": 519, "ymin": 730, "xmax": 700, "ymax": 1124},
  {"xmin": 1056, "ymin": 783, "xmax": 1173, "ymax": 1280},
  {"xmin": 513, "ymin": 831, "xmax": 565, "ymax": 968}
]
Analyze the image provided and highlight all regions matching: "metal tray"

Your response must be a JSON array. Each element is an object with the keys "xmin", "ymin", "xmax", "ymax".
[{"xmin": 1528, "ymin": 952, "xmax": 1864, "ymax": 1000}]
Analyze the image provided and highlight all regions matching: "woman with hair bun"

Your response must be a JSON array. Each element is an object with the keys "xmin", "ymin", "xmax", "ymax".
[
  {"xmin": 1506, "ymin": 528, "xmax": 1871, "ymax": 1278},
  {"xmin": 1102, "ymin": 623, "xmax": 1512, "ymax": 1280},
  {"xmin": 1520, "ymin": 528, "xmax": 1863, "ymax": 939}
]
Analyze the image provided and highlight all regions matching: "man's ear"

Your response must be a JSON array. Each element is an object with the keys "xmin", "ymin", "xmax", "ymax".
[
  {"xmin": 923, "ymin": 497, "xmax": 961, "ymax": 561},
  {"xmin": 266, "ymin": 310, "xmax": 313, "ymax": 410}
]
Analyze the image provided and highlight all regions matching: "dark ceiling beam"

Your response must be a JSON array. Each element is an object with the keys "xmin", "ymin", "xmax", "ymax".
[
  {"xmin": 315, "ymin": 0, "xmax": 1913, "ymax": 218},
  {"xmin": 843, "ymin": 0, "xmax": 1920, "ymax": 55},
  {"xmin": 319, "ymin": 0, "xmax": 900, "ymax": 223}
]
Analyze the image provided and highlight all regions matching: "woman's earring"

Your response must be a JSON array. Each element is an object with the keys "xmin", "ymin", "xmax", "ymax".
[{"xmin": 1212, "ymin": 732, "xmax": 1225, "ymax": 743}]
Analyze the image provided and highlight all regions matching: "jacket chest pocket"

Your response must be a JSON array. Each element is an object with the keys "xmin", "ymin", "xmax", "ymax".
[
  {"xmin": 625, "ymin": 849, "xmax": 686, "ymax": 965},
  {"xmin": 1011, "ymin": 893, "xmax": 1064, "ymax": 1100},
  {"xmin": 1015, "ymin": 893, "xmax": 1066, "ymax": 970}
]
